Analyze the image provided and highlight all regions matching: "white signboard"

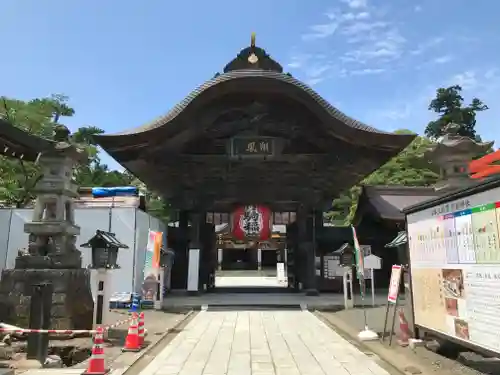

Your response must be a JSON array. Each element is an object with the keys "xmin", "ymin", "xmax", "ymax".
[
  {"xmin": 364, "ymin": 254, "xmax": 382, "ymax": 270},
  {"xmin": 407, "ymin": 186, "xmax": 500, "ymax": 354},
  {"xmin": 187, "ymin": 249, "xmax": 200, "ymax": 292},
  {"xmin": 276, "ymin": 262, "xmax": 287, "ymax": 284}
]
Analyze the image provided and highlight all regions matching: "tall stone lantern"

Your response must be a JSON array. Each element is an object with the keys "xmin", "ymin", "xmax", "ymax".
[
  {"xmin": 423, "ymin": 123, "xmax": 494, "ymax": 191},
  {"xmin": 0, "ymin": 125, "xmax": 94, "ymax": 330}
]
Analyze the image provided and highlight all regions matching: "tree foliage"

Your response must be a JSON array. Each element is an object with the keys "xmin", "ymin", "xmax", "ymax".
[
  {"xmin": 424, "ymin": 85, "xmax": 488, "ymax": 140},
  {"xmin": 328, "ymin": 84, "xmax": 492, "ymax": 225},
  {"xmin": 0, "ymin": 95, "xmax": 74, "ymax": 207},
  {"xmin": 0, "ymin": 95, "xmax": 171, "ymax": 222},
  {"xmin": 326, "ymin": 130, "xmax": 439, "ymax": 225}
]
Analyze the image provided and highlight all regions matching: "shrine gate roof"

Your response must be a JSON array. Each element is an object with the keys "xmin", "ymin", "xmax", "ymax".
[{"xmin": 96, "ymin": 36, "xmax": 417, "ymax": 211}]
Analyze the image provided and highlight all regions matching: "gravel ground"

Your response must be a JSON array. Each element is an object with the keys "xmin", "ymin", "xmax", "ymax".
[
  {"xmin": 320, "ymin": 306, "xmax": 500, "ymax": 375},
  {"xmin": 72, "ymin": 309, "xmax": 189, "ymax": 370},
  {"xmin": 2, "ymin": 309, "xmax": 190, "ymax": 374}
]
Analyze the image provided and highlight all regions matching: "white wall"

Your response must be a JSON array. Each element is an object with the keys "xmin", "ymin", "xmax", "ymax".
[{"xmin": 0, "ymin": 207, "xmax": 167, "ymax": 297}]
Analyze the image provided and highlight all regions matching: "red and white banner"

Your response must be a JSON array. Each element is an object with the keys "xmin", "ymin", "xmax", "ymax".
[
  {"xmin": 231, "ymin": 205, "xmax": 272, "ymax": 241},
  {"xmin": 388, "ymin": 265, "xmax": 403, "ymax": 303}
]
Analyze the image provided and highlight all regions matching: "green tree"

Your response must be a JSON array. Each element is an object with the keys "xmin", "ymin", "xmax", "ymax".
[
  {"xmin": 327, "ymin": 130, "xmax": 439, "ymax": 225},
  {"xmin": 424, "ymin": 85, "xmax": 488, "ymax": 140},
  {"xmin": 126, "ymin": 176, "xmax": 172, "ymax": 222},
  {"xmin": 0, "ymin": 96, "xmax": 72, "ymax": 206}
]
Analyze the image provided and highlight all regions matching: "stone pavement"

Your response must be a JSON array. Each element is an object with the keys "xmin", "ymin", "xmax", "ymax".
[
  {"xmin": 215, "ymin": 276, "xmax": 284, "ymax": 288},
  {"xmin": 138, "ymin": 309, "xmax": 393, "ymax": 375},
  {"xmin": 163, "ymin": 292, "xmax": 389, "ymax": 310}
]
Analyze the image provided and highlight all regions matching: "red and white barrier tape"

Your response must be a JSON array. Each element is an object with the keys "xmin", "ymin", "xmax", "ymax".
[{"xmin": 0, "ymin": 316, "xmax": 133, "ymax": 334}]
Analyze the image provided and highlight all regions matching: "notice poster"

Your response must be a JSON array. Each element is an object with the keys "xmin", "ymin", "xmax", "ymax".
[
  {"xmin": 142, "ymin": 230, "xmax": 163, "ymax": 302},
  {"xmin": 407, "ymin": 188, "xmax": 500, "ymax": 354},
  {"xmin": 387, "ymin": 265, "xmax": 402, "ymax": 303}
]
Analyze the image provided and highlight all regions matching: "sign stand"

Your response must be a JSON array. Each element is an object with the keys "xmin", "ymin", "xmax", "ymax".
[
  {"xmin": 357, "ymin": 272, "xmax": 379, "ymax": 341},
  {"xmin": 358, "ymin": 300, "xmax": 379, "ymax": 341},
  {"xmin": 352, "ymin": 237, "xmax": 378, "ymax": 341},
  {"xmin": 363, "ymin": 254, "xmax": 382, "ymax": 307},
  {"xmin": 382, "ymin": 264, "xmax": 403, "ymax": 345}
]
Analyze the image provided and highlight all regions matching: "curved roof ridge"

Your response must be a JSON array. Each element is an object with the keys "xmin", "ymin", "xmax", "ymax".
[{"xmin": 101, "ymin": 70, "xmax": 396, "ymax": 137}]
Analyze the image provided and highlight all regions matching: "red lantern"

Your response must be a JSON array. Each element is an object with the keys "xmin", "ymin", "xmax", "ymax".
[{"xmin": 231, "ymin": 205, "xmax": 272, "ymax": 241}]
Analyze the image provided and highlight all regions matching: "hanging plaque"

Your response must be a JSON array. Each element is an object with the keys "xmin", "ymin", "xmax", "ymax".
[{"xmin": 230, "ymin": 137, "xmax": 275, "ymax": 158}]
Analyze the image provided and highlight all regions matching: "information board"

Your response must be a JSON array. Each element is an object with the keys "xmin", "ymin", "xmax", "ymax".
[{"xmin": 407, "ymin": 186, "xmax": 500, "ymax": 354}]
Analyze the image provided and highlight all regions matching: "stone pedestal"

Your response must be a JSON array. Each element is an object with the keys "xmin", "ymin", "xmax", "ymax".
[{"xmin": 0, "ymin": 268, "xmax": 93, "ymax": 329}]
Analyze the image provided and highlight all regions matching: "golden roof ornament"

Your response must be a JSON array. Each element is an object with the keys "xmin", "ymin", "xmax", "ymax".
[{"xmin": 248, "ymin": 32, "xmax": 258, "ymax": 64}]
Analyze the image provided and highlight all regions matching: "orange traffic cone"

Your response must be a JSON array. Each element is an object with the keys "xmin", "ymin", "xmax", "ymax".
[
  {"xmin": 122, "ymin": 313, "xmax": 141, "ymax": 352},
  {"xmin": 82, "ymin": 327, "xmax": 109, "ymax": 374},
  {"xmin": 138, "ymin": 312, "xmax": 145, "ymax": 347},
  {"xmin": 398, "ymin": 308, "xmax": 411, "ymax": 347}
]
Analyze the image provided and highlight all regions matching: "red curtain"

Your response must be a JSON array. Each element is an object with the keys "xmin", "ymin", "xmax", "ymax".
[{"xmin": 231, "ymin": 205, "xmax": 272, "ymax": 241}]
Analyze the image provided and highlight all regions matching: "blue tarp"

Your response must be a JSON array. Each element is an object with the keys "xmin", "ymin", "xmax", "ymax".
[{"xmin": 91, "ymin": 186, "xmax": 138, "ymax": 198}]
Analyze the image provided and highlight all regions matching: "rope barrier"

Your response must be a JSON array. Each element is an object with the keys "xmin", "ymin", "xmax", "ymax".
[{"xmin": 0, "ymin": 315, "xmax": 133, "ymax": 334}]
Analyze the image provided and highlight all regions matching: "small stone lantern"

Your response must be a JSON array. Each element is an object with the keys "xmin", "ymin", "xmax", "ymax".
[
  {"xmin": 80, "ymin": 230, "xmax": 128, "ymax": 327},
  {"xmin": 334, "ymin": 243, "xmax": 355, "ymax": 267},
  {"xmin": 81, "ymin": 230, "xmax": 129, "ymax": 269}
]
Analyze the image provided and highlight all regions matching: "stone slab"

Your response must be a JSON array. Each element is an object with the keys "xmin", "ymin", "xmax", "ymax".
[
  {"xmin": 137, "ymin": 309, "xmax": 393, "ymax": 375},
  {"xmin": 162, "ymin": 292, "xmax": 392, "ymax": 311}
]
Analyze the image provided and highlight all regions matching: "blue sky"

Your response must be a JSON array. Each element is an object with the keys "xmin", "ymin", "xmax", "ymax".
[{"xmin": 2, "ymin": 0, "xmax": 499, "ymax": 170}]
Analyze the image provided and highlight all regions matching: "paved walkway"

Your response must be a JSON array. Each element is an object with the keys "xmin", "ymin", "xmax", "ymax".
[{"xmin": 138, "ymin": 310, "xmax": 391, "ymax": 375}]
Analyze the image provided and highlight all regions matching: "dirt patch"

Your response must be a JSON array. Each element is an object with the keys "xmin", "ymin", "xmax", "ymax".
[
  {"xmin": 0, "ymin": 309, "xmax": 190, "ymax": 372},
  {"xmin": 0, "ymin": 334, "xmax": 93, "ymax": 370}
]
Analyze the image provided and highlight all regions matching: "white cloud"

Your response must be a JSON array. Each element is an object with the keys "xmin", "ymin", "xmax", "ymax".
[
  {"xmin": 373, "ymin": 68, "xmax": 500, "ymax": 131},
  {"xmin": 341, "ymin": 0, "xmax": 368, "ymax": 9},
  {"xmin": 341, "ymin": 11, "xmax": 370, "ymax": 21},
  {"xmin": 449, "ymin": 71, "xmax": 478, "ymax": 90},
  {"xmin": 302, "ymin": 22, "xmax": 339, "ymax": 40},
  {"xmin": 306, "ymin": 77, "xmax": 325, "ymax": 86},
  {"xmin": 410, "ymin": 37, "xmax": 444, "ymax": 55},
  {"xmin": 341, "ymin": 21, "xmax": 387, "ymax": 36},
  {"xmin": 379, "ymin": 105, "xmax": 412, "ymax": 121},
  {"xmin": 286, "ymin": 53, "xmax": 312, "ymax": 69},
  {"xmin": 341, "ymin": 27, "xmax": 406, "ymax": 64},
  {"xmin": 350, "ymin": 68, "xmax": 385, "ymax": 75},
  {"xmin": 433, "ymin": 55, "xmax": 453, "ymax": 64},
  {"xmin": 306, "ymin": 65, "xmax": 332, "ymax": 78},
  {"xmin": 287, "ymin": 53, "xmax": 334, "ymax": 84}
]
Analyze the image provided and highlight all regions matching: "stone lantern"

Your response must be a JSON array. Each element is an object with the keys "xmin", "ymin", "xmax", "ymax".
[
  {"xmin": 81, "ymin": 230, "xmax": 128, "ymax": 326},
  {"xmin": 81, "ymin": 230, "xmax": 128, "ymax": 269},
  {"xmin": 334, "ymin": 243, "xmax": 355, "ymax": 267},
  {"xmin": 423, "ymin": 122, "xmax": 494, "ymax": 191}
]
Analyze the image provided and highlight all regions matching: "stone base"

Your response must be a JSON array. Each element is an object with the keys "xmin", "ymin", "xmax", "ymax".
[
  {"xmin": 0, "ymin": 268, "xmax": 93, "ymax": 330},
  {"xmin": 15, "ymin": 253, "xmax": 82, "ymax": 269}
]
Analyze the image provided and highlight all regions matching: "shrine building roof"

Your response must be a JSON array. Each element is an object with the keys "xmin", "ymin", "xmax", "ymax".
[
  {"xmin": 95, "ymin": 35, "xmax": 418, "ymax": 211},
  {"xmin": 353, "ymin": 185, "xmax": 440, "ymax": 223},
  {"xmin": 0, "ymin": 118, "xmax": 53, "ymax": 161},
  {"xmin": 96, "ymin": 34, "xmax": 414, "ymax": 151}
]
